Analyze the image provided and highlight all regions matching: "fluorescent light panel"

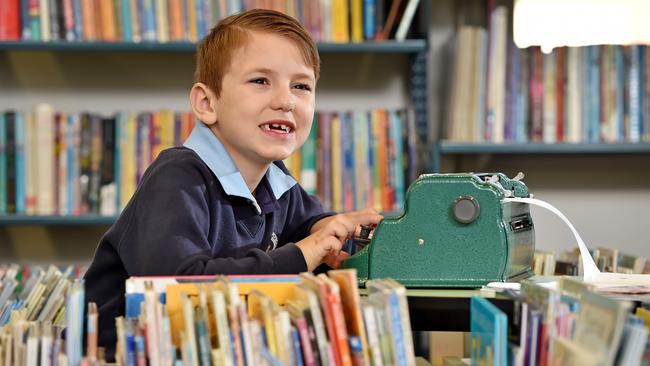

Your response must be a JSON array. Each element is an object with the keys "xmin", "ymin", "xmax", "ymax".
[{"xmin": 514, "ymin": 0, "xmax": 650, "ymax": 53}]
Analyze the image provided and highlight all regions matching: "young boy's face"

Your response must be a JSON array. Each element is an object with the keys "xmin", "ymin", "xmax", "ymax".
[{"xmin": 211, "ymin": 31, "xmax": 316, "ymax": 168}]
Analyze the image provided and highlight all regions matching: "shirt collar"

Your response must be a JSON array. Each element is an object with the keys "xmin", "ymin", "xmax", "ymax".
[{"xmin": 183, "ymin": 122, "xmax": 296, "ymax": 207}]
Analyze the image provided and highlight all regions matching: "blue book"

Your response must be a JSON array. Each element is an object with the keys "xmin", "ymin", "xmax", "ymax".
[
  {"xmin": 389, "ymin": 110, "xmax": 404, "ymax": 211},
  {"xmin": 195, "ymin": 0, "xmax": 205, "ymax": 39},
  {"xmin": 587, "ymin": 46, "xmax": 601, "ymax": 143},
  {"xmin": 20, "ymin": 0, "xmax": 30, "ymax": 39},
  {"xmin": 67, "ymin": 115, "xmax": 77, "ymax": 215},
  {"xmin": 363, "ymin": 0, "xmax": 375, "ymax": 40},
  {"xmin": 72, "ymin": 0, "xmax": 83, "ymax": 40},
  {"xmin": 121, "ymin": 0, "xmax": 133, "ymax": 42},
  {"xmin": 636, "ymin": 45, "xmax": 645, "ymax": 140},
  {"xmin": 14, "ymin": 112, "xmax": 25, "ymax": 214},
  {"xmin": 615, "ymin": 46, "xmax": 625, "ymax": 142},
  {"xmin": 291, "ymin": 327, "xmax": 304, "ymax": 366},
  {"xmin": 470, "ymin": 296, "xmax": 507, "ymax": 366},
  {"xmin": 342, "ymin": 112, "xmax": 354, "ymax": 210},
  {"xmin": 0, "ymin": 113, "xmax": 6, "ymax": 214}
]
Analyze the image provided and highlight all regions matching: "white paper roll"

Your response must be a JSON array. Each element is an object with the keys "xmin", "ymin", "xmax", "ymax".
[{"xmin": 503, "ymin": 197, "xmax": 601, "ymax": 281}]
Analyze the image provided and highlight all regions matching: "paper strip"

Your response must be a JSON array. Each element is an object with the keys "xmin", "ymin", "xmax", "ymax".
[{"xmin": 503, "ymin": 197, "xmax": 601, "ymax": 281}]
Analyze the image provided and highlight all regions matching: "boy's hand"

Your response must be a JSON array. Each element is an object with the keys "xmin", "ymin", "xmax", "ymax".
[
  {"xmin": 297, "ymin": 209, "xmax": 383, "ymax": 271},
  {"xmin": 310, "ymin": 208, "xmax": 383, "ymax": 235}
]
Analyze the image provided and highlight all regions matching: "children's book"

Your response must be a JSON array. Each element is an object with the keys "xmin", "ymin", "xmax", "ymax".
[
  {"xmin": 572, "ymin": 291, "xmax": 632, "ymax": 366},
  {"xmin": 470, "ymin": 296, "xmax": 507, "ymax": 366},
  {"xmin": 125, "ymin": 274, "xmax": 300, "ymax": 317}
]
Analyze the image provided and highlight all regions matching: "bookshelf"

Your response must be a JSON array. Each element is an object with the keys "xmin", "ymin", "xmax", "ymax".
[
  {"xmin": 0, "ymin": 39, "xmax": 428, "ymax": 53},
  {"xmin": 0, "ymin": 2, "xmax": 431, "ymax": 263},
  {"xmin": 432, "ymin": 141, "xmax": 650, "ymax": 172},
  {"xmin": 427, "ymin": 0, "xmax": 650, "ymax": 262}
]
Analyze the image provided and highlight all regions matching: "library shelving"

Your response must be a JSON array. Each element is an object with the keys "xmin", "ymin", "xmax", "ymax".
[
  {"xmin": 0, "ymin": 2, "xmax": 432, "ymax": 263},
  {"xmin": 0, "ymin": 39, "xmax": 428, "ymax": 53},
  {"xmin": 431, "ymin": 141, "xmax": 650, "ymax": 172},
  {"xmin": 427, "ymin": 0, "xmax": 650, "ymax": 262},
  {"xmin": 0, "ymin": 215, "xmax": 116, "ymax": 226}
]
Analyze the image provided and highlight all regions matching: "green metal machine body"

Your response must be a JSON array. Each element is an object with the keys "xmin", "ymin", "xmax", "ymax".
[{"xmin": 342, "ymin": 173, "xmax": 535, "ymax": 287}]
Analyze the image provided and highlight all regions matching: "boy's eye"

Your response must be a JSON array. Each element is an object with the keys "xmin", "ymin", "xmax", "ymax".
[
  {"xmin": 293, "ymin": 83, "xmax": 312, "ymax": 91},
  {"xmin": 250, "ymin": 78, "xmax": 269, "ymax": 85}
]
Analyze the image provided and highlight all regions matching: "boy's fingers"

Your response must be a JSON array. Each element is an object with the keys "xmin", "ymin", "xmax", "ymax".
[
  {"xmin": 348, "ymin": 211, "xmax": 383, "ymax": 225},
  {"xmin": 324, "ymin": 251, "xmax": 350, "ymax": 269}
]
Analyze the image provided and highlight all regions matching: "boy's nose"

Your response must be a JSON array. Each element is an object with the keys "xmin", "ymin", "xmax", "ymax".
[{"xmin": 271, "ymin": 89, "xmax": 296, "ymax": 112}]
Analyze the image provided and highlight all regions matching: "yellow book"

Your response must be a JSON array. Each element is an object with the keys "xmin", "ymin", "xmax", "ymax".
[
  {"xmin": 330, "ymin": 114, "xmax": 342, "ymax": 212},
  {"xmin": 188, "ymin": 0, "xmax": 198, "ymax": 42},
  {"xmin": 331, "ymin": 0, "xmax": 350, "ymax": 43},
  {"xmin": 163, "ymin": 275, "xmax": 299, "ymax": 347},
  {"xmin": 248, "ymin": 290, "xmax": 278, "ymax": 357},
  {"xmin": 285, "ymin": 0, "xmax": 295, "ymax": 18},
  {"xmin": 155, "ymin": 0, "xmax": 169, "ymax": 42},
  {"xmin": 636, "ymin": 307, "xmax": 650, "ymax": 330},
  {"xmin": 129, "ymin": 0, "xmax": 141, "ymax": 42},
  {"xmin": 210, "ymin": 287, "xmax": 234, "ymax": 366},
  {"xmin": 159, "ymin": 110, "xmax": 175, "ymax": 152},
  {"xmin": 350, "ymin": 0, "xmax": 363, "ymax": 42}
]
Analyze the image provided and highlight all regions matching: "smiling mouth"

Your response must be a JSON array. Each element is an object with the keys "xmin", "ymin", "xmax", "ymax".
[{"xmin": 260, "ymin": 123, "xmax": 294, "ymax": 133}]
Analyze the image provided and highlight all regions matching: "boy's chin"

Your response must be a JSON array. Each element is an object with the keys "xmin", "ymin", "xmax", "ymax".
[{"xmin": 259, "ymin": 148, "xmax": 296, "ymax": 162}]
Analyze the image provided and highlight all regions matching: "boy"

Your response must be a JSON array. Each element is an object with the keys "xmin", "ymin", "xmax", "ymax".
[{"xmin": 83, "ymin": 9, "xmax": 383, "ymax": 358}]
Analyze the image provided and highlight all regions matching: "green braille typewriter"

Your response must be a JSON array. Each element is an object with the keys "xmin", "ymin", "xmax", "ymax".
[{"xmin": 342, "ymin": 173, "xmax": 535, "ymax": 287}]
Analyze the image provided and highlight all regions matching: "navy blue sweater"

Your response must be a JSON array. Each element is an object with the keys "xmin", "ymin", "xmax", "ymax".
[{"xmin": 83, "ymin": 147, "xmax": 332, "ymax": 359}]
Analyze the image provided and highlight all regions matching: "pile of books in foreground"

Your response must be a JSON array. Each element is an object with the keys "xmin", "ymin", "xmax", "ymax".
[
  {"xmin": 468, "ymin": 276, "xmax": 650, "ymax": 366},
  {"xmin": 0, "ymin": 266, "xmax": 417, "ymax": 366},
  {"xmin": 0, "ymin": 264, "xmax": 86, "ymax": 365}
]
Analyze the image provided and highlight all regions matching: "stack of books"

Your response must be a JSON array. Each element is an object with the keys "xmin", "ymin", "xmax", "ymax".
[
  {"xmin": 471, "ymin": 277, "xmax": 650, "ymax": 366},
  {"xmin": 533, "ymin": 248, "xmax": 648, "ymax": 277},
  {"xmin": 0, "ymin": 267, "xmax": 417, "ymax": 365},
  {"xmin": 120, "ymin": 270, "xmax": 416, "ymax": 365},
  {"xmin": 0, "ymin": 264, "xmax": 86, "ymax": 365}
]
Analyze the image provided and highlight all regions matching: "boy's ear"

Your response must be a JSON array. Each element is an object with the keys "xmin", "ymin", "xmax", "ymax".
[{"xmin": 189, "ymin": 82, "xmax": 218, "ymax": 125}]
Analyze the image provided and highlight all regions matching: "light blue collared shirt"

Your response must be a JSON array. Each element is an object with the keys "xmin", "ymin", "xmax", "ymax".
[{"xmin": 183, "ymin": 122, "xmax": 297, "ymax": 213}]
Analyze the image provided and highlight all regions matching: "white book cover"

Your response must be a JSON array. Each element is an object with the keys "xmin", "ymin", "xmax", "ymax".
[{"xmin": 35, "ymin": 104, "xmax": 55, "ymax": 215}]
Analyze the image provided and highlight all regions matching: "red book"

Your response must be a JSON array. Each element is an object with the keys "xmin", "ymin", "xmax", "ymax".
[{"xmin": 0, "ymin": 0, "xmax": 20, "ymax": 40}]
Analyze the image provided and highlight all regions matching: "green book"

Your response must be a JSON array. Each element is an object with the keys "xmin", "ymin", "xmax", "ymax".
[{"xmin": 300, "ymin": 114, "xmax": 318, "ymax": 195}]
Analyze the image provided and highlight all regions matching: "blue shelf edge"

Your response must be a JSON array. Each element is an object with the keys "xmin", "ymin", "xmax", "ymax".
[
  {"xmin": 1, "ymin": 210, "xmax": 402, "ymax": 226},
  {"xmin": 0, "ymin": 215, "xmax": 117, "ymax": 225},
  {"xmin": 0, "ymin": 39, "xmax": 427, "ymax": 53},
  {"xmin": 437, "ymin": 142, "xmax": 650, "ymax": 154}
]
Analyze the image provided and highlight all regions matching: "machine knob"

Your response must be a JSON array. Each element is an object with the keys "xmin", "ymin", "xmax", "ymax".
[{"xmin": 453, "ymin": 196, "xmax": 480, "ymax": 224}]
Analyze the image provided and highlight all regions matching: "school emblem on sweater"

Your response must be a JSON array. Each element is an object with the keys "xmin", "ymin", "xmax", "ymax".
[{"xmin": 267, "ymin": 232, "xmax": 278, "ymax": 252}]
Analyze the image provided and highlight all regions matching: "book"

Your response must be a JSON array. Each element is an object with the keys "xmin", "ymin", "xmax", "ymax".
[
  {"xmin": 572, "ymin": 291, "xmax": 632, "ymax": 366},
  {"xmin": 367, "ymin": 278, "xmax": 414, "ymax": 366},
  {"xmin": 328, "ymin": 269, "xmax": 371, "ymax": 366},
  {"xmin": 470, "ymin": 297, "xmax": 507, "ymax": 366},
  {"xmin": 395, "ymin": 0, "xmax": 420, "ymax": 41}
]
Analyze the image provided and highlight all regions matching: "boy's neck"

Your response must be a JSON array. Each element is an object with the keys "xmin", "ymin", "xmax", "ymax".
[{"xmin": 234, "ymin": 158, "xmax": 268, "ymax": 194}]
